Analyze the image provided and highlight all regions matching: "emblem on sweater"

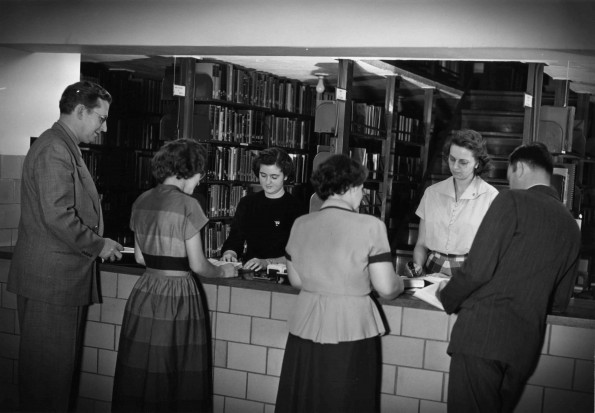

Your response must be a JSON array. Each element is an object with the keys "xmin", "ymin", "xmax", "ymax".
[{"xmin": 274, "ymin": 221, "xmax": 280, "ymax": 227}]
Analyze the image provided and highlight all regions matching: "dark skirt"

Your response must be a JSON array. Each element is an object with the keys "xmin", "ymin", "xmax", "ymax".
[
  {"xmin": 275, "ymin": 333, "xmax": 381, "ymax": 413},
  {"xmin": 112, "ymin": 271, "xmax": 212, "ymax": 413}
]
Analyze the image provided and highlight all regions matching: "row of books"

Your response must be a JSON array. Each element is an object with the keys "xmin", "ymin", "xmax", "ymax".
[
  {"xmin": 203, "ymin": 221, "xmax": 231, "ymax": 258},
  {"xmin": 396, "ymin": 115, "xmax": 421, "ymax": 142},
  {"xmin": 82, "ymin": 64, "xmax": 163, "ymax": 115},
  {"xmin": 360, "ymin": 188, "xmax": 382, "ymax": 216},
  {"xmin": 265, "ymin": 116, "xmax": 311, "ymax": 150},
  {"xmin": 351, "ymin": 102, "xmax": 385, "ymax": 137},
  {"xmin": 107, "ymin": 70, "xmax": 163, "ymax": 115},
  {"xmin": 194, "ymin": 104, "xmax": 311, "ymax": 149},
  {"xmin": 206, "ymin": 146, "xmax": 259, "ymax": 182},
  {"xmin": 288, "ymin": 154, "xmax": 310, "ymax": 184},
  {"xmin": 195, "ymin": 61, "xmax": 317, "ymax": 116},
  {"xmin": 163, "ymin": 61, "xmax": 317, "ymax": 116},
  {"xmin": 88, "ymin": 119, "xmax": 161, "ymax": 149},
  {"xmin": 206, "ymin": 185, "xmax": 247, "ymax": 218},
  {"xmin": 81, "ymin": 150, "xmax": 102, "ymax": 183},
  {"xmin": 108, "ymin": 118, "xmax": 161, "ymax": 149},
  {"xmin": 394, "ymin": 156, "xmax": 422, "ymax": 177},
  {"xmin": 350, "ymin": 147, "xmax": 384, "ymax": 180}
]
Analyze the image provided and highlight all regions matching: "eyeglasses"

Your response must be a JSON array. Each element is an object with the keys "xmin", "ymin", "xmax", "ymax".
[{"xmin": 88, "ymin": 108, "xmax": 108, "ymax": 125}]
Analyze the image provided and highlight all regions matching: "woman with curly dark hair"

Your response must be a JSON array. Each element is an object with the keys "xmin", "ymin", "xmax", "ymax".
[
  {"xmin": 275, "ymin": 154, "xmax": 403, "ymax": 413},
  {"xmin": 112, "ymin": 138, "xmax": 236, "ymax": 412},
  {"xmin": 220, "ymin": 147, "xmax": 305, "ymax": 271},
  {"xmin": 407, "ymin": 129, "xmax": 499, "ymax": 278}
]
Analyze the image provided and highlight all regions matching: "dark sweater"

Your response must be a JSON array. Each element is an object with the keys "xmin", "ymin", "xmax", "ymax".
[{"xmin": 221, "ymin": 191, "xmax": 305, "ymax": 261}]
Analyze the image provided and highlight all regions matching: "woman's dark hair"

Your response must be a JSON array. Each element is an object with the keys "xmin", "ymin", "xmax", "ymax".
[
  {"xmin": 509, "ymin": 142, "xmax": 553, "ymax": 175},
  {"xmin": 59, "ymin": 81, "xmax": 112, "ymax": 114},
  {"xmin": 151, "ymin": 139, "xmax": 206, "ymax": 183},
  {"xmin": 442, "ymin": 129, "xmax": 492, "ymax": 176},
  {"xmin": 252, "ymin": 147, "xmax": 295, "ymax": 182},
  {"xmin": 311, "ymin": 154, "xmax": 368, "ymax": 200}
]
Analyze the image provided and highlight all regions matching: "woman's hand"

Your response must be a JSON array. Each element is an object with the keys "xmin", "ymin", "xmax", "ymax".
[
  {"xmin": 405, "ymin": 261, "xmax": 424, "ymax": 278},
  {"xmin": 219, "ymin": 263, "xmax": 238, "ymax": 278},
  {"xmin": 243, "ymin": 258, "xmax": 267, "ymax": 271},
  {"xmin": 221, "ymin": 251, "xmax": 238, "ymax": 262}
]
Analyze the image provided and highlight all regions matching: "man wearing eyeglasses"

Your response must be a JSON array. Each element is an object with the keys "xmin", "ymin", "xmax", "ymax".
[{"xmin": 8, "ymin": 81, "xmax": 123, "ymax": 412}]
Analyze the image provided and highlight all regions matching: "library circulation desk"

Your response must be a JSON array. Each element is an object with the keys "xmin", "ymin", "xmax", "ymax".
[{"xmin": 0, "ymin": 248, "xmax": 593, "ymax": 413}]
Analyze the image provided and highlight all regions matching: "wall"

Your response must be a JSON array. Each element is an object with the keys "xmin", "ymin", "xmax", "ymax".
[
  {"xmin": 0, "ymin": 263, "xmax": 593, "ymax": 413},
  {"xmin": 0, "ymin": 48, "xmax": 80, "ymax": 156},
  {"xmin": 0, "ymin": 49, "xmax": 80, "ymax": 246},
  {"xmin": 1, "ymin": 1, "xmax": 594, "ymax": 59}
]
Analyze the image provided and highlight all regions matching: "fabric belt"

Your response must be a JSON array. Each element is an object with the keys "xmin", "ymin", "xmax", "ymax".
[{"xmin": 142, "ymin": 252, "xmax": 191, "ymax": 271}]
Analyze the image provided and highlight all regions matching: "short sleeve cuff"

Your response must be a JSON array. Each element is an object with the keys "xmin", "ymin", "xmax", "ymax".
[{"xmin": 369, "ymin": 252, "xmax": 392, "ymax": 264}]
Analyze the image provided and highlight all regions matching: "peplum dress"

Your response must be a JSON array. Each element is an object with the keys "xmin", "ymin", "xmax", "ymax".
[{"xmin": 275, "ymin": 198, "xmax": 393, "ymax": 413}]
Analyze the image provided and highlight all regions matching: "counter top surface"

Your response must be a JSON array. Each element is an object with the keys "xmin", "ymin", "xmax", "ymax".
[{"xmin": 1, "ymin": 247, "xmax": 593, "ymax": 328}]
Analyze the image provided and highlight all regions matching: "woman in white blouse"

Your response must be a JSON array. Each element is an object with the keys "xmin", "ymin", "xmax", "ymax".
[{"xmin": 408, "ymin": 129, "xmax": 499, "ymax": 277}]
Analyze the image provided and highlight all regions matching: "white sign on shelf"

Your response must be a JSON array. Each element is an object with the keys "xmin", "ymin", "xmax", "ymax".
[
  {"xmin": 336, "ymin": 88, "xmax": 347, "ymax": 101},
  {"xmin": 173, "ymin": 84, "xmax": 186, "ymax": 97},
  {"xmin": 524, "ymin": 93, "xmax": 532, "ymax": 108}
]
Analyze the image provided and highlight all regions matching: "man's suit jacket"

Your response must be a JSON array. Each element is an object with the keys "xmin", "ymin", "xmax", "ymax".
[
  {"xmin": 441, "ymin": 185, "xmax": 581, "ymax": 374},
  {"xmin": 8, "ymin": 121, "xmax": 105, "ymax": 306}
]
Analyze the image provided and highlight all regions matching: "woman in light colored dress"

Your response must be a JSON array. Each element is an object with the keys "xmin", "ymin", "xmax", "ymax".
[
  {"xmin": 408, "ymin": 129, "xmax": 499, "ymax": 277},
  {"xmin": 275, "ymin": 154, "xmax": 404, "ymax": 413}
]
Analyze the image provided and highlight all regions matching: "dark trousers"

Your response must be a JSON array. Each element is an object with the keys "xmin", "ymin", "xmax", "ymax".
[
  {"xmin": 17, "ymin": 296, "xmax": 88, "ymax": 412},
  {"xmin": 447, "ymin": 353, "xmax": 530, "ymax": 413}
]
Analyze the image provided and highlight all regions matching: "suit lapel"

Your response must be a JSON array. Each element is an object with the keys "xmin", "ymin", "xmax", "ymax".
[{"xmin": 53, "ymin": 122, "xmax": 102, "ymax": 219}]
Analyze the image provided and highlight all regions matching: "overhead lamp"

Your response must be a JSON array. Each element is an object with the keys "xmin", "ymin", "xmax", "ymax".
[{"xmin": 315, "ymin": 73, "xmax": 328, "ymax": 94}]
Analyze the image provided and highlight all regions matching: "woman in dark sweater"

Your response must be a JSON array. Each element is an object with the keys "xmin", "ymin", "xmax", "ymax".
[{"xmin": 220, "ymin": 147, "xmax": 306, "ymax": 270}]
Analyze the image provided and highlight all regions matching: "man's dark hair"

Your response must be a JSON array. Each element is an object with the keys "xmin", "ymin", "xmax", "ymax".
[
  {"xmin": 509, "ymin": 142, "xmax": 554, "ymax": 175},
  {"xmin": 151, "ymin": 139, "xmax": 206, "ymax": 183},
  {"xmin": 59, "ymin": 81, "xmax": 112, "ymax": 114},
  {"xmin": 252, "ymin": 147, "xmax": 295, "ymax": 182},
  {"xmin": 311, "ymin": 154, "xmax": 368, "ymax": 200}
]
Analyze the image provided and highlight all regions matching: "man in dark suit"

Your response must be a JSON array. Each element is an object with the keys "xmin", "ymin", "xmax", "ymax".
[
  {"xmin": 8, "ymin": 81, "xmax": 124, "ymax": 412},
  {"xmin": 439, "ymin": 142, "xmax": 581, "ymax": 413}
]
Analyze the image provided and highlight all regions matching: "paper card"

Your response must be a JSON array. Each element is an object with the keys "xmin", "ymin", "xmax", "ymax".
[{"xmin": 412, "ymin": 281, "xmax": 447, "ymax": 310}]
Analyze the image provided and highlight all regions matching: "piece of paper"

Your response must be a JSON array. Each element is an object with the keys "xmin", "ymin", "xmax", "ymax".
[
  {"xmin": 419, "ymin": 273, "xmax": 450, "ymax": 284},
  {"xmin": 412, "ymin": 281, "xmax": 445, "ymax": 310},
  {"xmin": 208, "ymin": 258, "xmax": 243, "ymax": 268}
]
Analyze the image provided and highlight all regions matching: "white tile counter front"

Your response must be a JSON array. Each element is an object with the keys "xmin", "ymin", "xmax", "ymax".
[{"xmin": 0, "ymin": 258, "xmax": 593, "ymax": 413}]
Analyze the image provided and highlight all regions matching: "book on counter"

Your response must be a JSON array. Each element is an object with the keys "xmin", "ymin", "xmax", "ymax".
[{"xmin": 406, "ymin": 273, "xmax": 450, "ymax": 310}]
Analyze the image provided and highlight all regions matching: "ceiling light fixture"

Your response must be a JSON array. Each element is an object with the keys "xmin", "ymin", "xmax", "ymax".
[{"xmin": 315, "ymin": 73, "xmax": 329, "ymax": 94}]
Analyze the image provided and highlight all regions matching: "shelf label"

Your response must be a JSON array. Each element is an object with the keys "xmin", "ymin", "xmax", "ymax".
[
  {"xmin": 173, "ymin": 84, "xmax": 186, "ymax": 97},
  {"xmin": 524, "ymin": 93, "xmax": 532, "ymax": 108},
  {"xmin": 336, "ymin": 88, "xmax": 347, "ymax": 101}
]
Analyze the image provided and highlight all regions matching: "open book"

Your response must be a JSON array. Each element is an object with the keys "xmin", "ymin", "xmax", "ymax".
[{"xmin": 411, "ymin": 273, "xmax": 449, "ymax": 310}]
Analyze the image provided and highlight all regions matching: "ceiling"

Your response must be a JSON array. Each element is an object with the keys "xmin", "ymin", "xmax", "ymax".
[
  {"xmin": 4, "ymin": 0, "xmax": 595, "ymax": 98},
  {"xmin": 79, "ymin": 54, "xmax": 481, "ymax": 108}
]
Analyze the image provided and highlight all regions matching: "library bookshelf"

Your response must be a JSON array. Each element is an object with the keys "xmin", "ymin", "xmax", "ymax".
[{"xmin": 161, "ymin": 58, "xmax": 317, "ymax": 258}]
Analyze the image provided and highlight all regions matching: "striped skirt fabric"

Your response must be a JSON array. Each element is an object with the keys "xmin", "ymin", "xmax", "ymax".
[
  {"xmin": 425, "ymin": 251, "xmax": 468, "ymax": 276},
  {"xmin": 111, "ymin": 270, "xmax": 212, "ymax": 412}
]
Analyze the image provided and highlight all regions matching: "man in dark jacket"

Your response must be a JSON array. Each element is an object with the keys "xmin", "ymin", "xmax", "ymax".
[{"xmin": 439, "ymin": 142, "xmax": 581, "ymax": 412}]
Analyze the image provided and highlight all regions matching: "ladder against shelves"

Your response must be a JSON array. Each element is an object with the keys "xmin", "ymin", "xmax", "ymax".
[{"xmin": 161, "ymin": 57, "xmax": 317, "ymax": 258}]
